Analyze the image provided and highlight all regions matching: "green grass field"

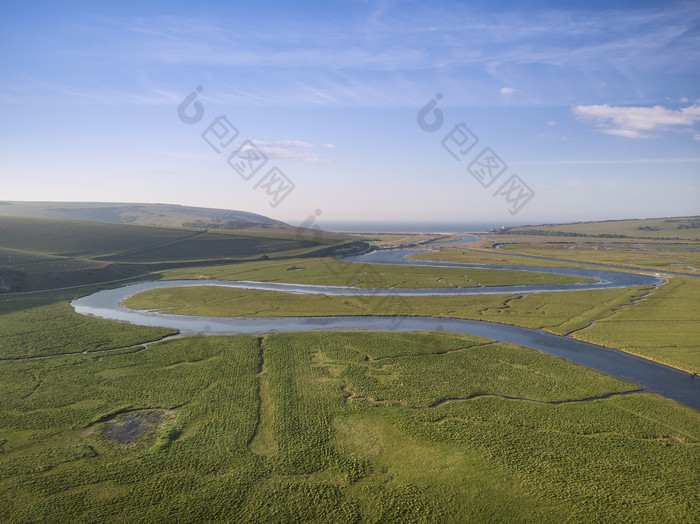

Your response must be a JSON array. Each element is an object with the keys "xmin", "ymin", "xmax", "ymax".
[
  {"xmin": 570, "ymin": 277, "xmax": 700, "ymax": 373},
  {"xmin": 0, "ymin": 298, "xmax": 176, "ymax": 360},
  {"xmin": 408, "ymin": 247, "xmax": 587, "ymax": 268},
  {"xmin": 124, "ymin": 282, "xmax": 648, "ymax": 329},
  {"xmin": 409, "ymin": 227, "xmax": 700, "ymax": 373},
  {"xmin": 492, "ymin": 241, "xmax": 700, "ymax": 275},
  {"xmin": 0, "ymin": 201, "xmax": 289, "ymax": 229},
  {"xmin": 0, "ymin": 217, "xmax": 343, "ymax": 292},
  {"xmin": 162, "ymin": 256, "xmax": 592, "ymax": 288},
  {"xmin": 0, "ymin": 332, "xmax": 697, "ymax": 522},
  {"xmin": 478, "ymin": 217, "xmax": 700, "ymax": 275},
  {"xmin": 0, "ymin": 216, "xmax": 197, "ymax": 256},
  {"xmin": 497, "ymin": 216, "xmax": 700, "ymax": 241},
  {"xmin": 0, "ymin": 216, "xmax": 324, "ymax": 262}
]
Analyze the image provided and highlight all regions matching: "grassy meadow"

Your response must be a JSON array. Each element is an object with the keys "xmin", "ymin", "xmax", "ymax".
[
  {"xmin": 162, "ymin": 256, "xmax": 592, "ymax": 288},
  {"xmin": 0, "ymin": 298, "xmax": 176, "ymax": 360},
  {"xmin": 124, "ymin": 281, "xmax": 649, "ymax": 333},
  {"xmin": 477, "ymin": 216, "xmax": 700, "ymax": 275},
  {"xmin": 493, "ymin": 240, "xmax": 700, "ymax": 275},
  {"xmin": 1, "ymin": 332, "xmax": 698, "ymax": 522},
  {"xmin": 571, "ymin": 277, "xmax": 700, "ymax": 373},
  {"xmin": 406, "ymin": 223, "xmax": 700, "ymax": 373},
  {"xmin": 408, "ymin": 247, "xmax": 584, "ymax": 267},
  {"xmin": 412, "ymin": 240, "xmax": 700, "ymax": 276}
]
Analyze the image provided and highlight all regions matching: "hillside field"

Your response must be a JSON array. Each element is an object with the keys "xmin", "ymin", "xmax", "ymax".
[{"xmin": 0, "ymin": 216, "xmax": 343, "ymax": 292}]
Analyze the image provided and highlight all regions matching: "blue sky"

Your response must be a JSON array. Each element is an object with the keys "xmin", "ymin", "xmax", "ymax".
[{"xmin": 1, "ymin": 0, "xmax": 699, "ymax": 227}]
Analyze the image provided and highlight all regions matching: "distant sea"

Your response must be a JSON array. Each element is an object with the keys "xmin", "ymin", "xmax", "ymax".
[{"xmin": 314, "ymin": 221, "xmax": 527, "ymax": 233}]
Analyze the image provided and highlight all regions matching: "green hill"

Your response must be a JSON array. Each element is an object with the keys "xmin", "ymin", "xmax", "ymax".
[
  {"xmin": 0, "ymin": 201, "xmax": 286, "ymax": 230},
  {"xmin": 0, "ymin": 216, "xmax": 344, "ymax": 292},
  {"xmin": 497, "ymin": 216, "xmax": 700, "ymax": 241}
]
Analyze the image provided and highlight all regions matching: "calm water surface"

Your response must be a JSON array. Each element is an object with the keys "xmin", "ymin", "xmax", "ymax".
[{"xmin": 71, "ymin": 238, "xmax": 699, "ymax": 411}]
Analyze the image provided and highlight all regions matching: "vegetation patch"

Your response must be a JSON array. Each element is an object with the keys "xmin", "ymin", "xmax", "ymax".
[
  {"xmin": 495, "ymin": 216, "xmax": 700, "ymax": 241},
  {"xmin": 0, "ymin": 332, "xmax": 698, "ymax": 522},
  {"xmin": 101, "ymin": 409, "xmax": 171, "ymax": 445},
  {"xmin": 162, "ymin": 257, "xmax": 592, "ymax": 288},
  {"xmin": 571, "ymin": 277, "xmax": 700, "ymax": 373},
  {"xmin": 0, "ymin": 299, "xmax": 175, "ymax": 359},
  {"xmin": 0, "ymin": 217, "xmax": 336, "ymax": 292}
]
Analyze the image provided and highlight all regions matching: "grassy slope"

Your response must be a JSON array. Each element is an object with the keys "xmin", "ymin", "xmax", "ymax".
[
  {"xmin": 0, "ymin": 217, "xmax": 338, "ymax": 292},
  {"xmin": 502, "ymin": 216, "xmax": 700, "ymax": 240},
  {"xmin": 0, "ymin": 332, "xmax": 697, "ymax": 522},
  {"xmin": 0, "ymin": 216, "xmax": 195, "ymax": 256},
  {"xmin": 0, "ymin": 216, "xmax": 324, "ymax": 259},
  {"xmin": 0, "ymin": 201, "xmax": 286, "ymax": 229}
]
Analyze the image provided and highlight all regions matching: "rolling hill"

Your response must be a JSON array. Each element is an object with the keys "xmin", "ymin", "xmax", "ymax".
[
  {"xmin": 495, "ymin": 216, "xmax": 700, "ymax": 241},
  {"xmin": 0, "ymin": 201, "xmax": 286, "ymax": 230},
  {"xmin": 0, "ymin": 216, "xmax": 348, "ymax": 292}
]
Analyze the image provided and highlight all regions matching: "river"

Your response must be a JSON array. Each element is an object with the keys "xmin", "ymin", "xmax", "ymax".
[{"xmin": 71, "ymin": 237, "xmax": 700, "ymax": 411}]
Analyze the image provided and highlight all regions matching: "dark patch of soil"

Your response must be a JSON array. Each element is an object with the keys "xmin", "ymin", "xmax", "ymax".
[{"xmin": 103, "ymin": 411, "xmax": 163, "ymax": 444}]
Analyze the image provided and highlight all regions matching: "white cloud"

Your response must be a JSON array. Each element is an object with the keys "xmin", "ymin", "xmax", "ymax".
[
  {"xmin": 6, "ymin": 3, "xmax": 699, "ymax": 109},
  {"xmin": 546, "ymin": 120, "xmax": 557, "ymax": 126},
  {"xmin": 241, "ymin": 140, "xmax": 337, "ymax": 163},
  {"xmin": 573, "ymin": 103, "xmax": 700, "ymax": 138},
  {"xmin": 694, "ymin": 133, "xmax": 700, "ymax": 142},
  {"xmin": 251, "ymin": 140, "xmax": 336, "ymax": 149},
  {"xmin": 600, "ymin": 128, "xmax": 650, "ymax": 139},
  {"xmin": 511, "ymin": 157, "xmax": 700, "ymax": 166},
  {"xmin": 152, "ymin": 150, "xmax": 215, "ymax": 160}
]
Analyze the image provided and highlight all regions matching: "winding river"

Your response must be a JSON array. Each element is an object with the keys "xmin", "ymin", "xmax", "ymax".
[{"xmin": 71, "ymin": 236, "xmax": 700, "ymax": 411}]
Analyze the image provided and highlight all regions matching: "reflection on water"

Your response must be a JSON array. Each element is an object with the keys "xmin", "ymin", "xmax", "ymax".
[{"xmin": 71, "ymin": 242, "xmax": 698, "ymax": 411}]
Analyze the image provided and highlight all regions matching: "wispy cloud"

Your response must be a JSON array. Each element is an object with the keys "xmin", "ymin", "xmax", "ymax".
[
  {"xmin": 6, "ymin": 2, "xmax": 697, "ymax": 108},
  {"xmin": 152, "ymin": 141, "xmax": 336, "ymax": 164},
  {"xmin": 555, "ymin": 178, "xmax": 619, "ymax": 188},
  {"xmin": 244, "ymin": 140, "xmax": 336, "ymax": 163},
  {"xmin": 151, "ymin": 150, "xmax": 216, "ymax": 160},
  {"xmin": 1, "ymin": 77, "xmax": 183, "ymax": 106},
  {"xmin": 512, "ymin": 157, "xmax": 700, "ymax": 166},
  {"xmin": 573, "ymin": 104, "xmax": 700, "ymax": 138},
  {"xmin": 251, "ymin": 140, "xmax": 336, "ymax": 150},
  {"xmin": 117, "ymin": 5, "xmax": 699, "ymax": 74}
]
